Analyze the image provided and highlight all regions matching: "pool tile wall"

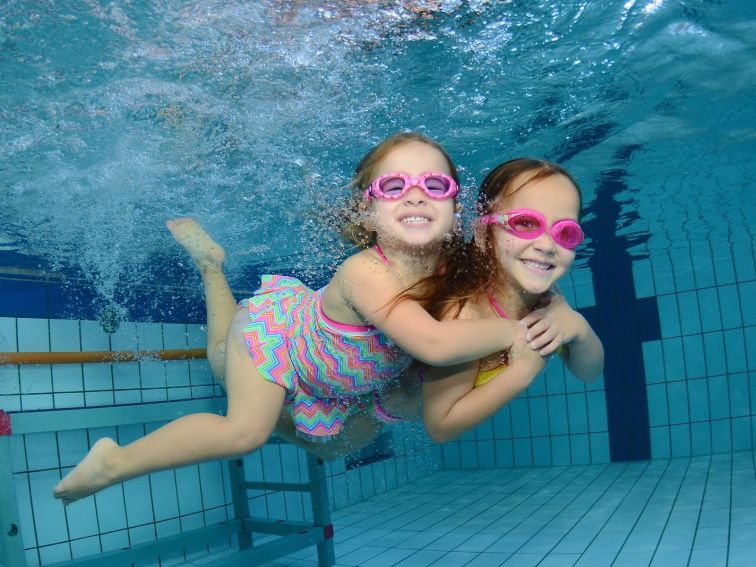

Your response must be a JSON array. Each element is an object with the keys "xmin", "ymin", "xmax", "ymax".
[
  {"xmin": 635, "ymin": 246, "xmax": 756, "ymax": 460},
  {"xmin": 0, "ymin": 316, "xmax": 440, "ymax": 566}
]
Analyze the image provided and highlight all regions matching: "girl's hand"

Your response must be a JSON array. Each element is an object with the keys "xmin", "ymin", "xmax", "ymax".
[
  {"xmin": 422, "ymin": 322, "xmax": 547, "ymax": 443},
  {"xmin": 520, "ymin": 291, "xmax": 588, "ymax": 356},
  {"xmin": 509, "ymin": 322, "xmax": 547, "ymax": 378}
]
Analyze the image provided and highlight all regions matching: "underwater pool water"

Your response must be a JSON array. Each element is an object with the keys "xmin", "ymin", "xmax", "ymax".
[
  {"xmin": 0, "ymin": 1, "xmax": 754, "ymax": 566},
  {"xmin": 1, "ymin": 0, "xmax": 753, "ymax": 318}
]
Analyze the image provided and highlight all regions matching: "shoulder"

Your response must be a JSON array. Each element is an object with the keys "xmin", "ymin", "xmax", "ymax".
[
  {"xmin": 337, "ymin": 248, "xmax": 392, "ymax": 280},
  {"xmin": 330, "ymin": 249, "xmax": 397, "ymax": 300}
]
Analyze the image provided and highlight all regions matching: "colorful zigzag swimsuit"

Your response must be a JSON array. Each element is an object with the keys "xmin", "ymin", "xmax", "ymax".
[{"xmin": 239, "ymin": 250, "xmax": 410, "ymax": 442}]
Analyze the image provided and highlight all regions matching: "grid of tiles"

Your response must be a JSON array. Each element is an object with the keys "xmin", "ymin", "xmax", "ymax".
[
  {"xmin": 0, "ymin": 316, "xmax": 441, "ymax": 565},
  {"xmin": 259, "ymin": 449, "xmax": 755, "ymax": 567},
  {"xmin": 635, "ymin": 249, "xmax": 756, "ymax": 459},
  {"xmin": 440, "ymin": 275, "xmax": 610, "ymax": 470},
  {"xmin": 0, "ymin": 317, "xmax": 222, "ymax": 412},
  {"xmin": 327, "ymin": 422, "xmax": 443, "ymax": 510}
]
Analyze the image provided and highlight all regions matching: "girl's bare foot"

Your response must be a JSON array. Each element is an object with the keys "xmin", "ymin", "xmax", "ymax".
[
  {"xmin": 166, "ymin": 218, "xmax": 225, "ymax": 274},
  {"xmin": 53, "ymin": 438, "xmax": 120, "ymax": 505}
]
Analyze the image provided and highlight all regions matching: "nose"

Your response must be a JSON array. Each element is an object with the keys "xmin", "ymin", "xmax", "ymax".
[
  {"xmin": 532, "ymin": 230, "xmax": 557, "ymax": 254},
  {"xmin": 404, "ymin": 186, "xmax": 426, "ymax": 205}
]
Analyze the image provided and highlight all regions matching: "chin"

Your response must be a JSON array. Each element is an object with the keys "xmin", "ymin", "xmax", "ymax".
[
  {"xmin": 405, "ymin": 240, "xmax": 445, "ymax": 254},
  {"xmin": 395, "ymin": 231, "xmax": 448, "ymax": 248},
  {"xmin": 514, "ymin": 277, "xmax": 556, "ymax": 297},
  {"xmin": 518, "ymin": 285, "xmax": 548, "ymax": 298}
]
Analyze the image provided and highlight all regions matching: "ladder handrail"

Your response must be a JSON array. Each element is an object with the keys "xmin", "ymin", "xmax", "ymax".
[{"xmin": 0, "ymin": 348, "xmax": 207, "ymax": 365}]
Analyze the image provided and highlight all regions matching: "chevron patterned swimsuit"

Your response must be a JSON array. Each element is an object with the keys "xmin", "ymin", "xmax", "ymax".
[{"xmin": 239, "ymin": 252, "xmax": 410, "ymax": 442}]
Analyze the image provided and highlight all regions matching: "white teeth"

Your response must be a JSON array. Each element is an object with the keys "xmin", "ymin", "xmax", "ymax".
[
  {"xmin": 523, "ymin": 260, "xmax": 551, "ymax": 270},
  {"xmin": 401, "ymin": 216, "xmax": 430, "ymax": 224}
]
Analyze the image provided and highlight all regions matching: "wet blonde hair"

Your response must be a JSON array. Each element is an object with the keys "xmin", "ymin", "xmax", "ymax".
[{"xmin": 339, "ymin": 132, "xmax": 460, "ymax": 248}]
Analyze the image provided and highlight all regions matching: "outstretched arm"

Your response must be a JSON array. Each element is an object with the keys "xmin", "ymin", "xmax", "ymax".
[
  {"xmin": 422, "ymin": 324, "xmax": 546, "ymax": 443},
  {"xmin": 520, "ymin": 291, "xmax": 604, "ymax": 383},
  {"xmin": 334, "ymin": 253, "xmax": 519, "ymax": 367}
]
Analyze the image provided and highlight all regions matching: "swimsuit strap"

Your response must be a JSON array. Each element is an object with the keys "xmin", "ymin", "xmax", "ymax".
[
  {"xmin": 373, "ymin": 244, "xmax": 390, "ymax": 265},
  {"xmin": 486, "ymin": 293, "xmax": 509, "ymax": 319}
]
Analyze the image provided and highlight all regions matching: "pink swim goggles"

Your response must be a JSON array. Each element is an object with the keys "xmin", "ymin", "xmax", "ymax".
[
  {"xmin": 479, "ymin": 209, "xmax": 584, "ymax": 250},
  {"xmin": 365, "ymin": 172, "xmax": 459, "ymax": 201}
]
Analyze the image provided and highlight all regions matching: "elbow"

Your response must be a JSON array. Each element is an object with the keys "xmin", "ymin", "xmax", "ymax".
[
  {"xmin": 567, "ymin": 347, "xmax": 604, "ymax": 384},
  {"xmin": 573, "ymin": 360, "xmax": 604, "ymax": 384},
  {"xmin": 581, "ymin": 370, "xmax": 602, "ymax": 384},
  {"xmin": 424, "ymin": 421, "xmax": 459, "ymax": 444},
  {"xmin": 585, "ymin": 351, "xmax": 606, "ymax": 383}
]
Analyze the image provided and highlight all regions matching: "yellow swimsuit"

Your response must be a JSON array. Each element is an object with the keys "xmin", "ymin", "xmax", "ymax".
[
  {"xmin": 473, "ymin": 295, "xmax": 562, "ymax": 387},
  {"xmin": 474, "ymin": 294, "xmax": 510, "ymax": 387},
  {"xmin": 475, "ymin": 364, "xmax": 504, "ymax": 387}
]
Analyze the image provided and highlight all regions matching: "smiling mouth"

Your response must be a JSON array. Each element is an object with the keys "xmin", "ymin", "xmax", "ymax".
[
  {"xmin": 521, "ymin": 259, "xmax": 553, "ymax": 271},
  {"xmin": 401, "ymin": 216, "xmax": 431, "ymax": 224}
]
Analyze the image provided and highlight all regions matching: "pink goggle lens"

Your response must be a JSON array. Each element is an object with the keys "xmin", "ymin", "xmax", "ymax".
[
  {"xmin": 367, "ymin": 172, "xmax": 458, "ymax": 200},
  {"xmin": 480, "ymin": 210, "xmax": 584, "ymax": 250}
]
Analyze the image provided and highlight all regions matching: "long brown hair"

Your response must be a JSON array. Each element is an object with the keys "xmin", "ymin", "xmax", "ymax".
[
  {"xmin": 339, "ymin": 132, "xmax": 461, "ymax": 248},
  {"xmin": 403, "ymin": 157, "xmax": 583, "ymax": 319}
]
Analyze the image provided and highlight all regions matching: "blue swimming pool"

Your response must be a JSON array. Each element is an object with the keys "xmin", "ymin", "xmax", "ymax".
[{"xmin": 1, "ymin": 1, "xmax": 754, "ymax": 565}]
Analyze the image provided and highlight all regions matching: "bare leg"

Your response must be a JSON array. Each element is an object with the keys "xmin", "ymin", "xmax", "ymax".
[
  {"xmin": 167, "ymin": 218, "xmax": 236, "ymax": 384},
  {"xmin": 53, "ymin": 311, "xmax": 284, "ymax": 505}
]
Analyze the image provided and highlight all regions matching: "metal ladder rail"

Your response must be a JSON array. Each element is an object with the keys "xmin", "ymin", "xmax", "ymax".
[{"xmin": 0, "ymin": 399, "xmax": 334, "ymax": 567}]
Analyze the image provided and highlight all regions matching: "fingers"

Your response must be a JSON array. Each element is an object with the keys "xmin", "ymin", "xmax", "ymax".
[
  {"xmin": 519, "ymin": 314, "xmax": 537, "ymax": 328},
  {"xmin": 535, "ymin": 338, "xmax": 561, "ymax": 357},
  {"xmin": 528, "ymin": 326, "xmax": 559, "ymax": 351},
  {"xmin": 520, "ymin": 309, "xmax": 544, "ymax": 328},
  {"xmin": 519, "ymin": 316, "xmax": 564, "ymax": 355},
  {"xmin": 523, "ymin": 318, "xmax": 551, "ymax": 342}
]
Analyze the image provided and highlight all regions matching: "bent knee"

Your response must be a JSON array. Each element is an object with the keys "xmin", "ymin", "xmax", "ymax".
[
  {"xmin": 225, "ymin": 421, "xmax": 271, "ymax": 456},
  {"xmin": 207, "ymin": 351, "xmax": 227, "ymax": 384}
]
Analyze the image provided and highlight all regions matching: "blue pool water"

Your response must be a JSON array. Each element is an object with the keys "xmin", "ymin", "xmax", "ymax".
[{"xmin": 0, "ymin": 1, "xmax": 754, "ymax": 566}]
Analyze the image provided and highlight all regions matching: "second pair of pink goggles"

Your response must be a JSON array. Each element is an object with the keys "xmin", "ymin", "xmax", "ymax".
[
  {"xmin": 365, "ymin": 172, "xmax": 459, "ymax": 201},
  {"xmin": 479, "ymin": 209, "xmax": 584, "ymax": 249}
]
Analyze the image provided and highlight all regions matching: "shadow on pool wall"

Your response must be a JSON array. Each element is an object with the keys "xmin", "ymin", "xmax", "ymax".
[{"xmin": 581, "ymin": 145, "xmax": 660, "ymax": 462}]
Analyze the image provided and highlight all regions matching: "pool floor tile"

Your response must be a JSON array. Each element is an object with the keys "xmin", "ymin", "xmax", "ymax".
[{"xmin": 237, "ymin": 450, "xmax": 755, "ymax": 566}]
